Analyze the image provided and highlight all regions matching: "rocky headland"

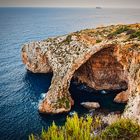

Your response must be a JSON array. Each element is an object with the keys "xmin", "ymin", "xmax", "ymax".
[{"xmin": 22, "ymin": 23, "xmax": 140, "ymax": 123}]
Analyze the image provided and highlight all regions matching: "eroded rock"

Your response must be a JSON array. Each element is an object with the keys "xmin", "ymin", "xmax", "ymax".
[
  {"xmin": 73, "ymin": 46, "xmax": 128, "ymax": 90},
  {"xmin": 22, "ymin": 23, "xmax": 140, "ymax": 123}
]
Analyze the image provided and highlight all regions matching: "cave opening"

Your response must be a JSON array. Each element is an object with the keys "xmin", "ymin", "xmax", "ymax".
[
  {"xmin": 70, "ymin": 81, "xmax": 127, "ymax": 114},
  {"xmin": 70, "ymin": 46, "xmax": 128, "ymax": 114}
]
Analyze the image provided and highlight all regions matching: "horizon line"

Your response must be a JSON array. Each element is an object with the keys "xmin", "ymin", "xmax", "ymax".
[{"xmin": 0, "ymin": 6, "xmax": 140, "ymax": 9}]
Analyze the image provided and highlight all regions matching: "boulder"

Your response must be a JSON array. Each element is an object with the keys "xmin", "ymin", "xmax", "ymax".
[
  {"xmin": 114, "ymin": 91, "xmax": 128, "ymax": 103},
  {"xmin": 81, "ymin": 102, "xmax": 100, "ymax": 110}
]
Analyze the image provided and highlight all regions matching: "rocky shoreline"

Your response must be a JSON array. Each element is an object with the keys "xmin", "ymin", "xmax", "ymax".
[{"xmin": 22, "ymin": 23, "xmax": 140, "ymax": 123}]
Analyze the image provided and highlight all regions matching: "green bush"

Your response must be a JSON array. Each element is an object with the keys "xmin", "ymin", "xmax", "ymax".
[
  {"xmin": 29, "ymin": 114, "xmax": 101, "ymax": 140},
  {"xmin": 100, "ymin": 118, "xmax": 140, "ymax": 140},
  {"xmin": 29, "ymin": 114, "xmax": 140, "ymax": 140},
  {"xmin": 96, "ymin": 40, "xmax": 102, "ymax": 43},
  {"xmin": 129, "ymin": 31, "xmax": 140, "ymax": 40},
  {"xmin": 114, "ymin": 26, "xmax": 130, "ymax": 34},
  {"xmin": 63, "ymin": 35, "xmax": 72, "ymax": 45},
  {"xmin": 107, "ymin": 26, "xmax": 130, "ymax": 38},
  {"xmin": 40, "ymin": 114, "xmax": 97, "ymax": 140}
]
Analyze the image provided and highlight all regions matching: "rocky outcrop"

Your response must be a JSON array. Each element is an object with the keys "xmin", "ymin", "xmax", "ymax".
[
  {"xmin": 21, "ymin": 23, "xmax": 140, "ymax": 123},
  {"xmin": 114, "ymin": 91, "xmax": 128, "ymax": 103},
  {"xmin": 81, "ymin": 102, "xmax": 100, "ymax": 110}
]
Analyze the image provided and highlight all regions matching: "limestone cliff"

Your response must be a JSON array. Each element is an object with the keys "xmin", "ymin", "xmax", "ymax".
[{"xmin": 21, "ymin": 23, "xmax": 140, "ymax": 123}]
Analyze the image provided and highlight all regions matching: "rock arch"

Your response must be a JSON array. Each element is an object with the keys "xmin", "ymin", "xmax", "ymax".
[{"xmin": 21, "ymin": 24, "xmax": 140, "ymax": 123}]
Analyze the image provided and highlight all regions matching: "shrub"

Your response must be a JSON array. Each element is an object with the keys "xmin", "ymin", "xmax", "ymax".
[
  {"xmin": 29, "ymin": 134, "xmax": 35, "ymax": 140},
  {"xmin": 114, "ymin": 26, "xmax": 130, "ymax": 34},
  {"xmin": 40, "ymin": 114, "xmax": 96, "ymax": 140},
  {"xmin": 96, "ymin": 40, "xmax": 102, "ymax": 43},
  {"xmin": 64, "ymin": 35, "xmax": 72, "ymax": 45},
  {"xmin": 29, "ymin": 114, "xmax": 140, "ymax": 140},
  {"xmin": 129, "ymin": 31, "xmax": 140, "ymax": 40},
  {"xmin": 107, "ymin": 26, "xmax": 130, "ymax": 38},
  {"xmin": 100, "ymin": 118, "xmax": 140, "ymax": 140},
  {"xmin": 29, "ymin": 114, "xmax": 102, "ymax": 140}
]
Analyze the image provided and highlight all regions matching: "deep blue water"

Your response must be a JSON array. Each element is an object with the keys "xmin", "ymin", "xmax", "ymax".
[{"xmin": 0, "ymin": 8, "xmax": 140, "ymax": 140}]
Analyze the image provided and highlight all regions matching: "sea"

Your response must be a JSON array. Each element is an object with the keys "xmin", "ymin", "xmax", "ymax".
[{"xmin": 0, "ymin": 8, "xmax": 140, "ymax": 140}]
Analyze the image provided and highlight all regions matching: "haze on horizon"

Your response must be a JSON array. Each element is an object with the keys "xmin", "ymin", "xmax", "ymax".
[{"xmin": 0, "ymin": 0, "xmax": 140, "ymax": 8}]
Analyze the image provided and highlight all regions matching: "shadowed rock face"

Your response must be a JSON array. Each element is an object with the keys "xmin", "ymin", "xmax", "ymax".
[
  {"xmin": 21, "ymin": 23, "xmax": 140, "ymax": 123},
  {"xmin": 74, "ymin": 46, "xmax": 128, "ymax": 90}
]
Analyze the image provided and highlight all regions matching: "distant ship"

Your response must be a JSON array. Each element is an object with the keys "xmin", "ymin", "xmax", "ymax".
[{"xmin": 96, "ymin": 7, "xmax": 102, "ymax": 9}]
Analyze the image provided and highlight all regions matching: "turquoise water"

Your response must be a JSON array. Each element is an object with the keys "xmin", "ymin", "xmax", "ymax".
[{"xmin": 0, "ymin": 8, "xmax": 140, "ymax": 140}]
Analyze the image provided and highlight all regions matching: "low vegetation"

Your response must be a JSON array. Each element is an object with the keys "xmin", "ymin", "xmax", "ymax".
[
  {"xmin": 96, "ymin": 39, "xmax": 102, "ymax": 43},
  {"xmin": 100, "ymin": 118, "xmax": 140, "ymax": 140},
  {"xmin": 61, "ymin": 35, "xmax": 72, "ymax": 45},
  {"xmin": 56, "ymin": 97, "xmax": 70, "ymax": 109},
  {"xmin": 113, "ymin": 26, "xmax": 130, "ymax": 35},
  {"xmin": 130, "ymin": 30, "xmax": 140, "ymax": 40},
  {"xmin": 107, "ymin": 25, "xmax": 140, "ymax": 41},
  {"xmin": 107, "ymin": 26, "xmax": 130, "ymax": 38},
  {"xmin": 29, "ymin": 114, "xmax": 140, "ymax": 140}
]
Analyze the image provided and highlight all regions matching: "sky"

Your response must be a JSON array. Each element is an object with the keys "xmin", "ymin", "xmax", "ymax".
[{"xmin": 0, "ymin": 0, "xmax": 140, "ymax": 8}]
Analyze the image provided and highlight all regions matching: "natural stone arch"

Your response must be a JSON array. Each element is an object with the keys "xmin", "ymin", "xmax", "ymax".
[
  {"xmin": 21, "ymin": 23, "xmax": 140, "ymax": 123},
  {"xmin": 22, "ymin": 42, "xmax": 129, "ymax": 114},
  {"xmin": 38, "ymin": 43, "xmax": 107, "ymax": 114}
]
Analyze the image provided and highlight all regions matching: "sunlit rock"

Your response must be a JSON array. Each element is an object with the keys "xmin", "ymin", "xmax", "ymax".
[
  {"xmin": 114, "ymin": 91, "xmax": 128, "ymax": 103},
  {"xmin": 22, "ymin": 23, "xmax": 140, "ymax": 123},
  {"xmin": 81, "ymin": 102, "xmax": 100, "ymax": 110}
]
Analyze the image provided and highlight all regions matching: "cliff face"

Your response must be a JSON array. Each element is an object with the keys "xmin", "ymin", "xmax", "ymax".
[{"xmin": 22, "ymin": 24, "xmax": 140, "ymax": 122}]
